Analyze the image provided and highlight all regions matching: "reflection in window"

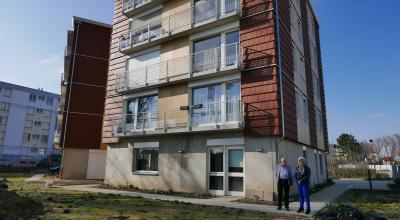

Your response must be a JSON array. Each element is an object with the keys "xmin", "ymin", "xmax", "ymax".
[{"xmin": 135, "ymin": 148, "xmax": 158, "ymax": 171}]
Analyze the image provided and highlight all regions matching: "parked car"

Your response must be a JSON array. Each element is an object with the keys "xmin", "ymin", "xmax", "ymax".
[{"xmin": 36, "ymin": 155, "xmax": 61, "ymax": 168}]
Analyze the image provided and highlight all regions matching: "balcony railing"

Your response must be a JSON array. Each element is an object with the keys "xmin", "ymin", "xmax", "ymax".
[
  {"xmin": 112, "ymin": 99, "xmax": 243, "ymax": 136},
  {"xmin": 116, "ymin": 43, "xmax": 241, "ymax": 93},
  {"xmin": 119, "ymin": 0, "xmax": 240, "ymax": 51}
]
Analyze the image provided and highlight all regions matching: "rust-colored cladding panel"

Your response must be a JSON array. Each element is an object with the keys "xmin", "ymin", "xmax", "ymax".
[
  {"xmin": 241, "ymin": 0, "xmax": 281, "ymax": 136},
  {"xmin": 61, "ymin": 20, "xmax": 111, "ymax": 150},
  {"xmin": 300, "ymin": 0, "xmax": 317, "ymax": 147},
  {"xmin": 278, "ymin": 0, "xmax": 298, "ymax": 141}
]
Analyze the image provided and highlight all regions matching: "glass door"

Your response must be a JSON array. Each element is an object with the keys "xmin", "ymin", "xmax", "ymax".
[
  {"xmin": 227, "ymin": 147, "xmax": 244, "ymax": 196},
  {"xmin": 209, "ymin": 147, "xmax": 224, "ymax": 195},
  {"xmin": 208, "ymin": 146, "xmax": 244, "ymax": 196}
]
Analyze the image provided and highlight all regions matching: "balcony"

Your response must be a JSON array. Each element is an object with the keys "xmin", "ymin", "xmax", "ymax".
[
  {"xmin": 119, "ymin": 0, "xmax": 240, "ymax": 54},
  {"xmin": 116, "ymin": 43, "xmax": 241, "ymax": 93},
  {"xmin": 122, "ymin": 0, "xmax": 165, "ymax": 17},
  {"xmin": 112, "ymin": 100, "xmax": 243, "ymax": 137}
]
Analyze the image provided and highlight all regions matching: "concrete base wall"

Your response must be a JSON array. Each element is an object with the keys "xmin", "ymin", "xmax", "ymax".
[
  {"xmin": 62, "ymin": 148, "xmax": 89, "ymax": 179},
  {"xmin": 87, "ymin": 149, "xmax": 106, "ymax": 180}
]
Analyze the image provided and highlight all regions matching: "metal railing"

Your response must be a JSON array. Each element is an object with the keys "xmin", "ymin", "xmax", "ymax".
[
  {"xmin": 112, "ymin": 99, "xmax": 243, "ymax": 136},
  {"xmin": 116, "ymin": 43, "xmax": 241, "ymax": 92},
  {"xmin": 119, "ymin": 0, "xmax": 240, "ymax": 51}
]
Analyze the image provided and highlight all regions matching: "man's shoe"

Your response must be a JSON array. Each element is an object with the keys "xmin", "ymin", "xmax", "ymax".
[
  {"xmin": 296, "ymin": 207, "xmax": 304, "ymax": 213},
  {"xmin": 305, "ymin": 209, "xmax": 310, "ymax": 214},
  {"xmin": 277, "ymin": 207, "xmax": 282, "ymax": 210}
]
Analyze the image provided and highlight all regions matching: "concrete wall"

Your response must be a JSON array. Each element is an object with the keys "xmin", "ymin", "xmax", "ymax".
[
  {"xmin": 62, "ymin": 148, "xmax": 89, "ymax": 179},
  {"xmin": 87, "ymin": 149, "xmax": 107, "ymax": 179},
  {"xmin": 244, "ymin": 136, "xmax": 277, "ymax": 201}
]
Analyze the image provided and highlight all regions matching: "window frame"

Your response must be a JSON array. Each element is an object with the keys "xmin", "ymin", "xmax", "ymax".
[
  {"xmin": 132, "ymin": 146, "xmax": 159, "ymax": 175},
  {"xmin": 125, "ymin": 94, "xmax": 159, "ymax": 131},
  {"xmin": 2, "ymin": 88, "xmax": 12, "ymax": 98}
]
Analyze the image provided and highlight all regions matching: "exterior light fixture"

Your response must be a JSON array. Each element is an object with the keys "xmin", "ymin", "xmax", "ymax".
[{"xmin": 178, "ymin": 150, "xmax": 185, "ymax": 154}]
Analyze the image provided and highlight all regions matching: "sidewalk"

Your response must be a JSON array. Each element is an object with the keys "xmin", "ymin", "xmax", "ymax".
[
  {"xmin": 60, "ymin": 180, "xmax": 356, "ymax": 216},
  {"xmin": 25, "ymin": 173, "xmax": 46, "ymax": 182}
]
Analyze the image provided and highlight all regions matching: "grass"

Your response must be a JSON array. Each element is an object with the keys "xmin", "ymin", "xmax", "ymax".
[
  {"xmin": 0, "ymin": 172, "xmax": 310, "ymax": 220},
  {"xmin": 97, "ymin": 183, "xmax": 215, "ymax": 199},
  {"xmin": 320, "ymin": 182, "xmax": 400, "ymax": 219}
]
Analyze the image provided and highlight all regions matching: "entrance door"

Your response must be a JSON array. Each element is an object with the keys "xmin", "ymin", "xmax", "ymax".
[{"xmin": 208, "ymin": 146, "xmax": 244, "ymax": 196}]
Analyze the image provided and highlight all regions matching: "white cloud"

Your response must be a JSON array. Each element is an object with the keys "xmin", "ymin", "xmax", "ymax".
[
  {"xmin": 40, "ymin": 51, "xmax": 63, "ymax": 64},
  {"xmin": 368, "ymin": 113, "xmax": 389, "ymax": 120}
]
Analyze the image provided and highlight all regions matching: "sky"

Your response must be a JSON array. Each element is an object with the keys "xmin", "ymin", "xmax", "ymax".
[{"xmin": 0, "ymin": 0, "xmax": 399, "ymax": 144}]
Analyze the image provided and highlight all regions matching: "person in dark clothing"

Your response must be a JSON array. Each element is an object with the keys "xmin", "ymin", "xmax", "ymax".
[
  {"xmin": 275, "ymin": 157, "xmax": 293, "ymax": 211},
  {"xmin": 295, "ymin": 156, "xmax": 311, "ymax": 214}
]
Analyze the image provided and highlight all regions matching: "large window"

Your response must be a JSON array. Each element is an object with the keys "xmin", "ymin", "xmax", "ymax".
[
  {"xmin": 29, "ymin": 94, "xmax": 37, "ymax": 102},
  {"xmin": 193, "ymin": 0, "xmax": 237, "ymax": 24},
  {"xmin": 193, "ymin": 31, "xmax": 239, "ymax": 73},
  {"xmin": 2, "ymin": 88, "xmax": 11, "ymax": 98},
  {"xmin": 127, "ymin": 49, "xmax": 160, "ymax": 85},
  {"xmin": 134, "ymin": 147, "xmax": 159, "ymax": 172},
  {"xmin": 191, "ymin": 81, "xmax": 240, "ymax": 126},
  {"xmin": 126, "ymin": 95, "xmax": 158, "ymax": 130},
  {"xmin": 46, "ymin": 97, "xmax": 54, "ymax": 106},
  {"xmin": 0, "ymin": 116, "xmax": 7, "ymax": 125},
  {"xmin": 0, "ymin": 102, "xmax": 9, "ymax": 111}
]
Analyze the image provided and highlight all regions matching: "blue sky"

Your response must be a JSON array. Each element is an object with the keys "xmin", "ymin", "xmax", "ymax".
[{"xmin": 0, "ymin": 0, "xmax": 399, "ymax": 143}]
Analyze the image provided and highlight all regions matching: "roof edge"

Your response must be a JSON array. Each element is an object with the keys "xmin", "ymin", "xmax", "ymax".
[{"xmin": 72, "ymin": 16, "xmax": 112, "ymax": 29}]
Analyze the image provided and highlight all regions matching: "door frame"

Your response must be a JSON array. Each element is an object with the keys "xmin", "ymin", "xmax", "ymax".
[{"xmin": 208, "ymin": 145, "xmax": 245, "ymax": 196}]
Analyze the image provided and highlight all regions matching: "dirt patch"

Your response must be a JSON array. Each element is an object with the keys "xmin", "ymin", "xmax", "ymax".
[{"xmin": 0, "ymin": 189, "xmax": 44, "ymax": 219}]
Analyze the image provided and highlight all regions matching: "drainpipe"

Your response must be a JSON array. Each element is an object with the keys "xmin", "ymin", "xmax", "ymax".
[
  {"xmin": 273, "ymin": 0, "xmax": 285, "ymax": 201},
  {"xmin": 60, "ymin": 20, "xmax": 81, "ymax": 177}
]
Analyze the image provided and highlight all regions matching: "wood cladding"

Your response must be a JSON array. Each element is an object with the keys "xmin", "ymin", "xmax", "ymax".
[
  {"xmin": 103, "ymin": 0, "xmax": 128, "ymax": 144},
  {"xmin": 300, "ymin": 0, "xmax": 317, "ymax": 147},
  {"xmin": 277, "ymin": 0, "xmax": 298, "ymax": 141},
  {"xmin": 61, "ymin": 20, "xmax": 111, "ymax": 150},
  {"xmin": 241, "ymin": 0, "xmax": 281, "ymax": 136}
]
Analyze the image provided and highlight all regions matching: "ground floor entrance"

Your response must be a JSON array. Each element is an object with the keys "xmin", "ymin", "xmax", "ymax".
[{"xmin": 208, "ymin": 146, "xmax": 244, "ymax": 196}]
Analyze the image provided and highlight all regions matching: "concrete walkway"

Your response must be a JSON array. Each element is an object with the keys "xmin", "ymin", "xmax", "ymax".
[
  {"xmin": 25, "ymin": 173, "xmax": 46, "ymax": 182},
  {"xmin": 59, "ymin": 179, "xmax": 392, "ymax": 217}
]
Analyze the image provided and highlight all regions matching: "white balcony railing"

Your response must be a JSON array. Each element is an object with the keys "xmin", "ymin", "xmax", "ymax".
[
  {"xmin": 119, "ymin": 0, "xmax": 240, "ymax": 51},
  {"xmin": 116, "ymin": 43, "xmax": 241, "ymax": 92},
  {"xmin": 112, "ymin": 99, "xmax": 243, "ymax": 136}
]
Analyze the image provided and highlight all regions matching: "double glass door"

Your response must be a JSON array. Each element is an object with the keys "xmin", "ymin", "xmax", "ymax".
[{"xmin": 209, "ymin": 146, "xmax": 244, "ymax": 196}]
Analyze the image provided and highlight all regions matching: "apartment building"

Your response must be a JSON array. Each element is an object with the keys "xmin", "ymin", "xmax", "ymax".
[
  {"xmin": 57, "ymin": 17, "xmax": 112, "ymax": 179},
  {"xmin": 102, "ymin": 0, "xmax": 328, "ymax": 200},
  {"xmin": 0, "ymin": 81, "xmax": 60, "ymax": 166}
]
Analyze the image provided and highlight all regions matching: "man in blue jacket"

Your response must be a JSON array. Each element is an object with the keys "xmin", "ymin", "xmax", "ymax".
[{"xmin": 275, "ymin": 157, "xmax": 293, "ymax": 211}]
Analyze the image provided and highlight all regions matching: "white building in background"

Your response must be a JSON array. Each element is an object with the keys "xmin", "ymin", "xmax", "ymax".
[{"xmin": 0, "ymin": 81, "xmax": 60, "ymax": 166}]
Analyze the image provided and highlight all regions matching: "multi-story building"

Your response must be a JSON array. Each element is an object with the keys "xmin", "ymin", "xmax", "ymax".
[
  {"xmin": 0, "ymin": 81, "xmax": 60, "ymax": 166},
  {"xmin": 102, "ymin": 0, "xmax": 328, "ymax": 200},
  {"xmin": 57, "ymin": 17, "xmax": 112, "ymax": 179}
]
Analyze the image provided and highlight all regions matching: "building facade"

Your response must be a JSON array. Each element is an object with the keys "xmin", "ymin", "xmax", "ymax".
[
  {"xmin": 102, "ymin": 0, "xmax": 328, "ymax": 200},
  {"xmin": 0, "ymin": 81, "xmax": 60, "ymax": 166},
  {"xmin": 57, "ymin": 17, "xmax": 112, "ymax": 179}
]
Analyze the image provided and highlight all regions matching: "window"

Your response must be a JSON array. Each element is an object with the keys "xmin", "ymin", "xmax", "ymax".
[
  {"xmin": 191, "ymin": 81, "xmax": 241, "ymax": 126},
  {"xmin": 35, "ymin": 108, "xmax": 44, "ymax": 114},
  {"xmin": 128, "ymin": 9, "xmax": 162, "ymax": 45},
  {"xmin": 23, "ymin": 133, "xmax": 31, "ymax": 142},
  {"xmin": 303, "ymin": 97, "xmax": 309, "ymax": 123},
  {"xmin": 0, "ymin": 131, "xmax": 5, "ymax": 140},
  {"xmin": 2, "ymin": 88, "xmax": 11, "ymax": 98},
  {"xmin": 314, "ymin": 152, "xmax": 318, "ymax": 176},
  {"xmin": 127, "ymin": 49, "xmax": 160, "ymax": 85},
  {"xmin": 41, "ymin": 135, "xmax": 49, "ymax": 143},
  {"xmin": 38, "ymin": 96, "xmax": 45, "ymax": 101},
  {"xmin": 295, "ymin": 89, "xmax": 302, "ymax": 117},
  {"xmin": 32, "ymin": 134, "xmax": 40, "ymax": 141},
  {"xmin": 46, "ymin": 97, "xmax": 53, "ymax": 106},
  {"xmin": 193, "ymin": 31, "xmax": 239, "ymax": 73},
  {"xmin": 34, "ymin": 121, "xmax": 42, "ymax": 127},
  {"xmin": 30, "ymin": 147, "xmax": 38, "ymax": 153},
  {"xmin": 193, "ymin": 0, "xmax": 237, "ymax": 24},
  {"xmin": 0, "ymin": 102, "xmax": 9, "ymax": 111},
  {"xmin": 297, "ymin": 18, "xmax": 303, "ymax": 43},
  {"xmin": 25, "ymin": 120, "xmax": 33, "ymax": 128},
  {"xmin": 29, "ymin": 94, "xmax": 37, "ymax": 102},
  {"xmin": 126, "ymin": 95, "xmax": 158, "ymax": 130},
  {"xmin": 0, "ymin": 116, "xmax": 7, "ymax": 125},
  {"xmin": 134, "ymin": 147, "xmax": 158, "ymax": 172}
]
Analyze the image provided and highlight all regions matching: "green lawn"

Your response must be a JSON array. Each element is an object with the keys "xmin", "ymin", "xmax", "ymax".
[
  {"xmin": 0, "ymin": 173, "xmax": 309, "ymax": 220},
  {"xmin": 330, "ymin": 184, "xmax": 400, "ymax": 219}
]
